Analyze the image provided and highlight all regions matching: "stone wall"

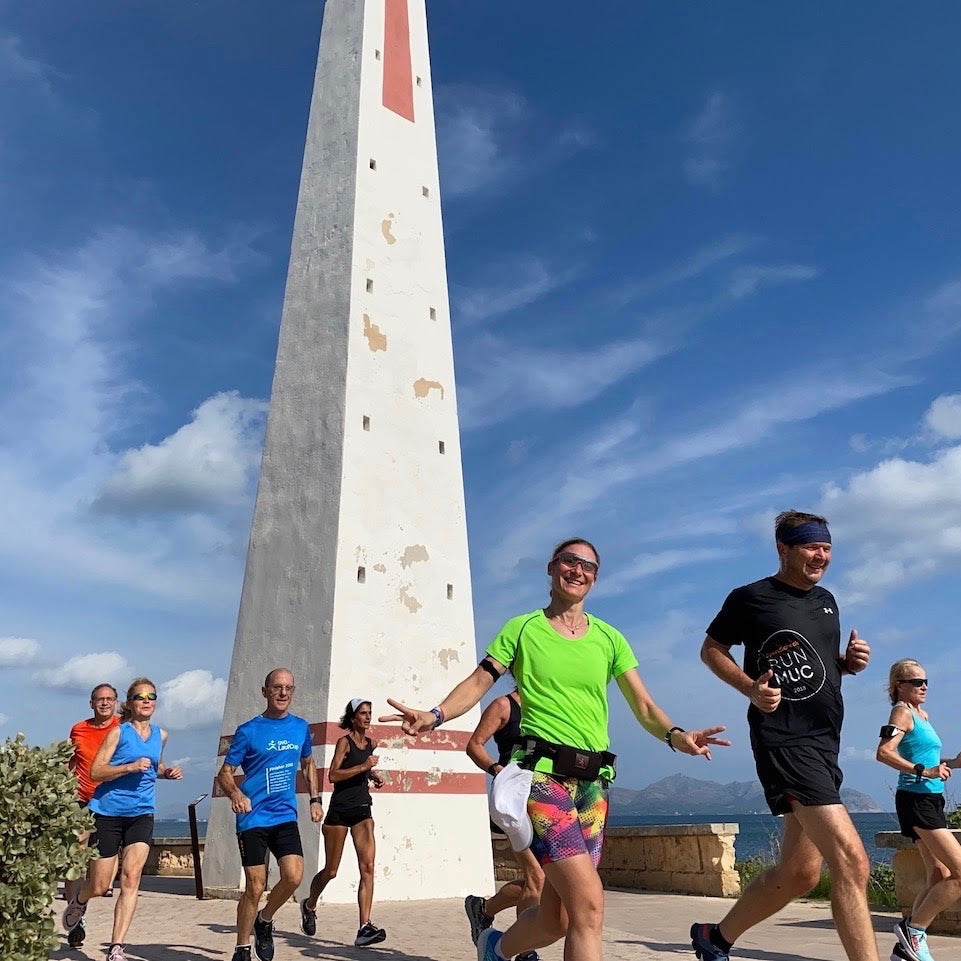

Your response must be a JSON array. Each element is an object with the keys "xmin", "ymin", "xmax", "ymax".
[
  {"xmin": 146, "ymin": 838, "xmax": 198, "ymax": 877},
  {"xmin": 876, "ymin": 831, "xmax": 961, "ymax": 935},
  {"xmin": 494, "ymin": 824, "xmax": 740, "ymax": 898},
  {"xmin": 156, "ymin": 824, "xmax": 741, "ymax": 899}
]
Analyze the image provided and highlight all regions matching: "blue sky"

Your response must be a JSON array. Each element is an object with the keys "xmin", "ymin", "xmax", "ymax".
[{"xmin": 3, "ymin": 0, "xmax": 961, "ymax": 816}]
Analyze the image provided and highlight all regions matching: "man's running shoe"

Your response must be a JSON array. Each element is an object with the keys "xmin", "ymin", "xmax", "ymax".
[
  {"xmin": 231, "ymin": 947, "xmax": 252, "ymax": 961},
  {"xmin": 894, "ymin": 919, "xmax": 935, "ymax": 961},
  {"xmin": 893, "ymin": 946, "xmax": 913, "ymax": 961},
  {"xmin": 515, "ymin": 952, "xmax": 539, "ymax": 961},
  {"xmin": 107, "ymin": 945, "xmax": 128, "ymax": 961},
  {"xmin": 66, "ymin": 917, "xmax": 86, "ymax": 948},
  {"xmin": 478, "ymin": 927, "xmax": 504, "ymax": 961},
  {"xmin": 300, "ymin": 898, "xmax": 317, "ymax": 936},
  {"xmin": 253, "ymin": 912, "xmax": 275, "ymax": 961},
  {"xmin": 465, "ymin": 894, "xmax": 493, "ymax": 945},
  {"xmin": 691, "ymin": 923, "xmax": 729, "ymax": 961},
  {"xmin": 354, "ymin": 921, "xmax": 387, "ymax": 946},
  {"xmin": 62, "ymin": 896, "xmax": 87, "ymax": 932}
]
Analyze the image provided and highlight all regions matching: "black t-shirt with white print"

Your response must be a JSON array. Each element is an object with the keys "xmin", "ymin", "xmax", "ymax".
[{"xmin": 707, "ymin": 576, "xmax": 843, "ymax": 752}]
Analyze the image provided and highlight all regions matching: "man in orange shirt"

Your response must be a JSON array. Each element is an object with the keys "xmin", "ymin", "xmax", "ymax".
[{"xmin": 64, "ymin": 683, "xmax": 120, "ymax": 947}]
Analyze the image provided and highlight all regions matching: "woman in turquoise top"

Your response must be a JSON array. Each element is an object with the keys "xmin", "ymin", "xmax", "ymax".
[
  {"xmin": 62, "ymin": 677, "xmax": 182, "ymax": 961},
  {"xmin": 877, "ymin": 659, "xmax": 961, "ymax": 961}
]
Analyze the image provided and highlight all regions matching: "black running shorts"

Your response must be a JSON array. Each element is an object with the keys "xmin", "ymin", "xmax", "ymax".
[
  {"xmin": 896, "ymin": 790, "xmax": 947, "ymax": 840},
  {"xmin": 93, "ymin": 814, "xmax": 155, "ymax": 858},
  {"xmin": 324, "ymin": 804, "xmax": 373, "ymax": 828},
  {"xmin": 753, "ymin": 743, "xmax": 843, "ymax": 815},
  {"xmin": 237, "ymin": 821, "xmax": 303, "ymax": 867}
]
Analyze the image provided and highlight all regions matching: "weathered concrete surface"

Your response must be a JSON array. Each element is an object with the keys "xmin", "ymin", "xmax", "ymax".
[{"xmin": 206, "ymin": 0, "xmax": 491, "ymax": 904}]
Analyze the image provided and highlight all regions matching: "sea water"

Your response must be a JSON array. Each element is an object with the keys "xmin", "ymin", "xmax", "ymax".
[{"xmin": 157, "ymin": 811, "xmax": 901, "ymax": 864}]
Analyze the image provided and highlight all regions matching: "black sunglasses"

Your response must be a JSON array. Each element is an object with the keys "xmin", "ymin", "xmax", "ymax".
[{"xmin": 899, "ymin": 678, "xmax": 928, "ymax": 688}]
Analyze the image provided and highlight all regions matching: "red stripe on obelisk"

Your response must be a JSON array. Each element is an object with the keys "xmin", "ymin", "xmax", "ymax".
[
  {"xmin": 211, "ymin": 770, "xmax": 485, "ymax": 798},
  {"xmin": 383, "ymin": 0, "xmax": 415, "ymax": 122},
  {"xmin": 218, "ymin": 723, "xmax": 470, "ymax": 757}
]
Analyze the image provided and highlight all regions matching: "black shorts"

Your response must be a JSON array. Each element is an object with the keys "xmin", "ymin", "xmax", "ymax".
[
  {"xmin": 753, "ymin": 744, "xmax": 843, "ymax": 816},
  {"xmin": 93, "ymin": 814, "xmax": 154, "ymax": 858},
  {"xmin": 896, "ymin": 791, "xmax": 947, "ymax": 840},
  {"xmin": 237, "ymin": 821, "xmax": 303, "ymax": 867},
  {"xmin": 325, "ymin": 804, "xmax": 372, "ymax": 828}
]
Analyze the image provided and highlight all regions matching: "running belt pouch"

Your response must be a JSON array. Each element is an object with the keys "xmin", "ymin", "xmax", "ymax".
[
  {"xmin": 549, "ymin": 744, "xmax": 605, "ymax": 781},
  {"xmin": 520, "ymin": 736, "xmax": 617, "ymax": 780}
]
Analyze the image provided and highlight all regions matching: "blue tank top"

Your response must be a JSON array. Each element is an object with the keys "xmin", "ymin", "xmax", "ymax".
[
  {"xmin": 897, "ymin": 712, "xmax": 943, "ymax": 795},
  {"xmin": 90, "ymin": 722, "xmax": 162, "ymax": 816}
]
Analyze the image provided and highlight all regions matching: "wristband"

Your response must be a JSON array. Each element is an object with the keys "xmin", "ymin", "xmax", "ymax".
[
  {"xmin": 309, "ymin": 796, "xmax": 323, "ymax": 804},
  {"xmin": 914, "ymin": 763, "xmax": 925, "ymax": 784},
  {"xmin": 665, "ymin": 726, "xmax": 685, "ymax": 752},
  {"xmin": 429, "ymin": 706, "xmax": 444, "ymax": 729},
  {"xmin": 487, "ymin": 763, "xmax": 499, "ymax": 777}
]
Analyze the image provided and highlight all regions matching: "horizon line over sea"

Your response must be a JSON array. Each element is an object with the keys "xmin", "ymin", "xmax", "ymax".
[{"xmin": 156, "ymin": 811, "xmax": 901, "ymax": 864}]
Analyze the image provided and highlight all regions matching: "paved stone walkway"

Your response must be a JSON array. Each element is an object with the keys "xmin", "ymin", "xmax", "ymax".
[{"xmin": 50, "ymin": 878, "xmax": 948, "ymax": 961}]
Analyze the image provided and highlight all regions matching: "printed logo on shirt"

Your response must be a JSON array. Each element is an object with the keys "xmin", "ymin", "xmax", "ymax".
[
  {"xmin": 266, "ymin": 739, "xmax": 301, "ymax": 752},
  {"xmin": 757, "ymin": 629, "xmax": 827, "ymax": 702}
]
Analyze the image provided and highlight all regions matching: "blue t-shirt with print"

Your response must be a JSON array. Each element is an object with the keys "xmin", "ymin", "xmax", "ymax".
[{"xmin": 225, "ymin": 713, "xmax": 313, "ymax": 831}]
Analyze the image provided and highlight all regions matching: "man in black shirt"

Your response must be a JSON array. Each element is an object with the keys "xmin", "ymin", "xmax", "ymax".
[{"xmin": 691, "ymin": 511, "xmax": 876, "ymax": 961}]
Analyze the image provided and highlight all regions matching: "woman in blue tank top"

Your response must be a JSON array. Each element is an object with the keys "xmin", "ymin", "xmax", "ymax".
[
  {"xmin": 877, "ymin": 659, "xmax": 961, "ymax": 961},
  {"xmin": 61, "ymin": 677, "xmax": 182, "ymax": 961}
]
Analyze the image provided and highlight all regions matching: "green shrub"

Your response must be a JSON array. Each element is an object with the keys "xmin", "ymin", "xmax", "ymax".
[
  {"xmin": 0, "ymin": 733, "xmax": 95, "ymax": 960},
  {"xmin": 735, "ymin": 855, "xmax": 897, "ymax": 908},
  {"xmin": 868, "ymin": 862, "xmax": 898, "ymax": 909}
]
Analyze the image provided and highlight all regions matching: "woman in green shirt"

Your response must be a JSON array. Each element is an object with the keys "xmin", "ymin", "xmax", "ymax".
[{"xmin": 383, "ymin": 537, "xmax": 728, "ymax": 961}]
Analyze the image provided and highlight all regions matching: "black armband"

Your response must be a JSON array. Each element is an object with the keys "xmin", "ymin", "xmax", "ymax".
[{"xmin": 479, "ymin": 658, "xmax": 500, "ymax": 681}]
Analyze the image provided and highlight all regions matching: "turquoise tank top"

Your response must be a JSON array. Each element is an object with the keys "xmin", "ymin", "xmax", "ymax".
[
  {"xmin": 90, "ymin": 722, "xmax": 162, "ymax": 816},
  {"xmin": 896, "ymin": 713, "xmax": 943, "ymax": 795}
]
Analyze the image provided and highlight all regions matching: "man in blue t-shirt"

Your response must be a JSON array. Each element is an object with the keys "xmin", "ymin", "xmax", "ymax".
[{"xmin": 218, "ymin": 668, "xmax": 322, "ymax": 961}]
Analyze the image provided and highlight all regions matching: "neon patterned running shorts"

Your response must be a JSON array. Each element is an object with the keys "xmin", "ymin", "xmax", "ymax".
[{"xmin": 527, "ymin": 771, "xmax": 608, "ymax": 866}]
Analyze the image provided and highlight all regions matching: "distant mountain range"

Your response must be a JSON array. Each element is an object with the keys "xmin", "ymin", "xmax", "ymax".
[{"xmin": 610, "ymin": 774, "xmax": 883, "ymax": 815}]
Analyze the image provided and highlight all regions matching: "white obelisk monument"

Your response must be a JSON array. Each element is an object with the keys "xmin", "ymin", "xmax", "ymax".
[{"xmin": 203, "ymin": 0, "xmax": 493, "ymax": 901}]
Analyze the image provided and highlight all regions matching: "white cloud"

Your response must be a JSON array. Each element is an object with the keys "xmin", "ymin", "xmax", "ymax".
[
  {"xmin": 0, "ymin": 636, "xmax": 42, "ymax": 666},
  {"xmin": 823, "ymin": 443, "xmax": 961, "ymax": 603},
  {"xmin": 683, "ymin": 91, "xmax": 737, "ymax": 189},
  {"xmin": 453, "ymin": 256, "xmax": 582, "ymax": 328},
  {"xmin": 610, "ymin": 234, "xmax": 755, "ymax": 308},
  {"xmin": 435, "ymin": 86, "xmax": 525, "ymax": 198},
  {"xmin": 925, "ymin": 278, "xmax": 961, "ymax": 313},
  {"xmin": 0, "ymin": 713, "xmax": 9, "ymax": 728},
  {"xmin": 35, "ymin": 651, "xmax": 131, "ymax": 691},
  {"xmin": 457, "ymin": 333, "xmax": 666, "ymax": 431},
  {"xmin": 923, "ymin": 393, "xmax": 961, "ymax": 440},
  {"xmin": 483, "ymin": 362, "xmax": 912, "ymax": 575},
  {"xmin": 728, "ymin": 264, "xmax": 819, "ymax": 299},
  {"xmin": 93, "ymin": 391, "xmax": 267, "ymax": 516},
  {"xmin": 0, "ymin": 226, "xmax": 264, "ymax": 607},
  {"xmin": 594, "ymin": 548, "xmax": 734, "ymax": 597},
  {"xmin": 158, "ymin": 670, "xmax": 227, "ymax": 730}
]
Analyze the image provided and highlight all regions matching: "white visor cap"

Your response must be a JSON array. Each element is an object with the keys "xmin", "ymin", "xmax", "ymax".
[{"xmin": 488, "ymin": 762, "xmax": 534, "ymax": 852}]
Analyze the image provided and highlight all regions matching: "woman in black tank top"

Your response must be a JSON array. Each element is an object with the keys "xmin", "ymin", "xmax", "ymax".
[{"xmin": 300, "ymin": 699, "xmax": 387, "ymax": 947}]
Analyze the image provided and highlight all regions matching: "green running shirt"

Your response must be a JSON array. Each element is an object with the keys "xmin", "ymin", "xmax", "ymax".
[{"xmin": 486, "ymin": 609, "xmax": 638, "ymax": 753}]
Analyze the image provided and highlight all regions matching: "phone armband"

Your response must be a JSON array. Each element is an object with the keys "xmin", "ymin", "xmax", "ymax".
[{"xmin": 879, "ymin": 724, "xmax": 902, "ymax": 739}]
